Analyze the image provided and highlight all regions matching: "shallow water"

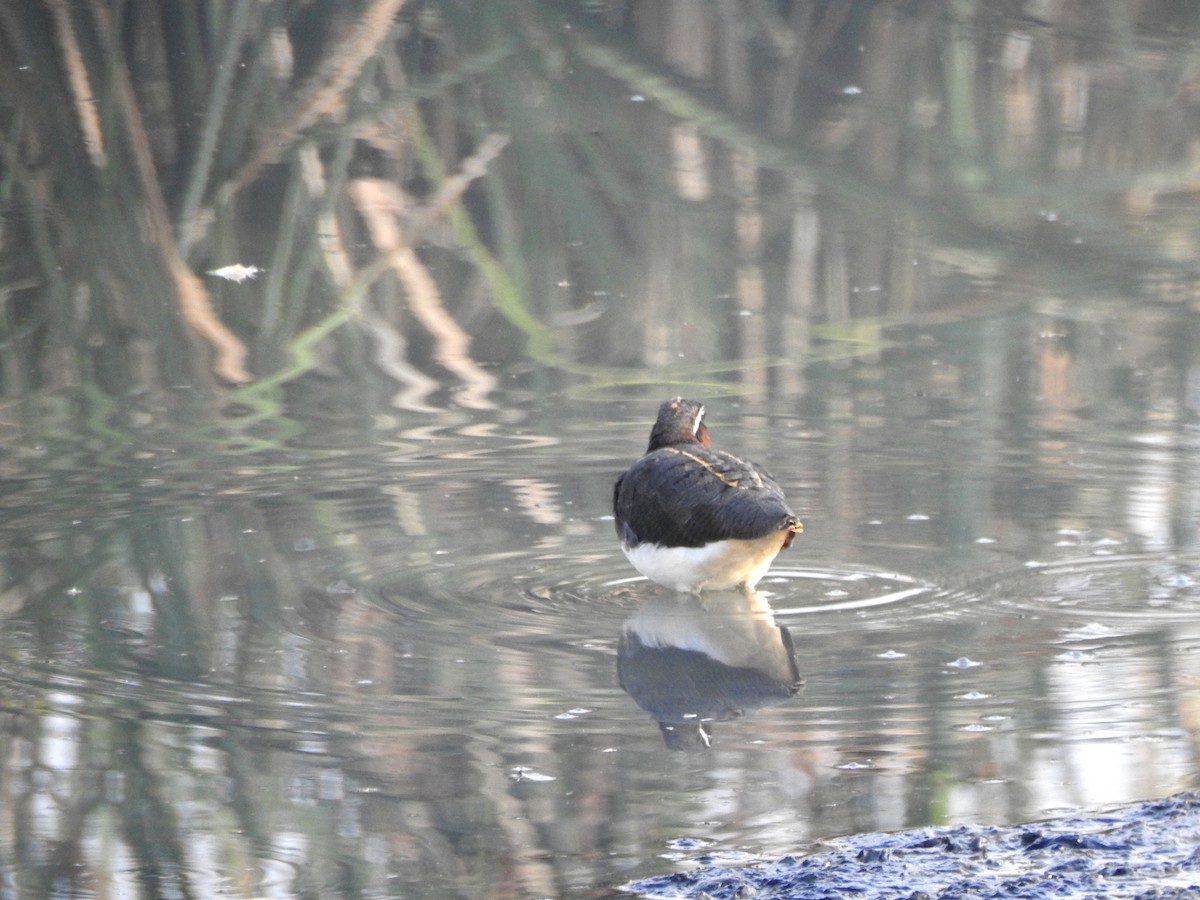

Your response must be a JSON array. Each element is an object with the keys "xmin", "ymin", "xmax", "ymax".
[{"xmin": 4, "ymin": 302, "xmax": 1200, "ymax": 895}]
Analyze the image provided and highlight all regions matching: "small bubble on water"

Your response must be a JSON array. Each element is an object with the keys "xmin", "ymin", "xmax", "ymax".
[
  {"xmin": 877, "ymin": 649, "xmax": 907, "ymax": 659},
  {"xmin": 957, "ymin": 691, "xmax": 990, "ymax": 700},
  {"xmin": 948, "ymin": 657, "xmax": 981, "ymax": 669},
  {"xmin": 906, "ymin": 513, "xmax": 930, "ymax": 521},
  {"xmin": 554, "ymin": 707, "xmax": 593, "ymax": 720},
  {"xmin": 955, "ymin": 723, "xmax": 994, "ymax": 733},
  {"xmin": 510, "ymin": 766, "xmax": 555, "ymax": 782},
  {"xmin": 667, "ymin": 837, "xmax": 712, "ymax": 851},
  {"xmin": 1159, "ymin": 571, "xmax": 1196, "ymax": 588},
  {"xmin": 835, "ymin": 760, "xmax": 873, "ymax": 770},
  {"xmin": 975, "ymin": 536, "xmax": 997, "ymax": 544},
  {"xmin": 1055, "ymin": 649, "xmax": 1094, "ymax": 662}
]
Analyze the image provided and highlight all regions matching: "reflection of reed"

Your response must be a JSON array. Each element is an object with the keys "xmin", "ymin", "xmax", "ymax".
[{"xmin": 46, "ymin": 0, "xmax": 105, "ymax": 167}]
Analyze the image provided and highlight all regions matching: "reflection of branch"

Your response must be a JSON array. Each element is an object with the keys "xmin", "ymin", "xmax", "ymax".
[
  {"xmin": 404, "ymin": 112, "xmax": 555, "ymax": 358},
  {"xmin": 412, "ymin": 132, "xmax": 510, "ymax": 234},
  {"xmin": 359, "ymin": 304, "xmax": 441, "ymax": 414},
  {"xmin": 46, "ymin": 0, "xmax": 106, "ymax": 167},
  {"xmin": 169, "ymin": 256, "xmax": 251, "ymax": 385},
  {"xmin": 349, "ymin": 178, "xmax": 496, "ymax": 410},
  {"xmin": 228, "ymin": 0, "xmax": 410, "ymax": 197}
]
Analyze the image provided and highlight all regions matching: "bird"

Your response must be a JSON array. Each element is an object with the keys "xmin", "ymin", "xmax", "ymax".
[{"xmin": 613, "ymin": 398, "xmax": 803, "ymax": 592}]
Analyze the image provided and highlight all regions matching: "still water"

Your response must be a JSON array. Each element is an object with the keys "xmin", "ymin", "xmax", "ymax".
[
  {"xmin": 4, "ymin": 305, "xmax": 1200, "ymax": 896},
  {"xmin": 3, "ymin": 1, "xmax": 1200, "ymax": 897}
]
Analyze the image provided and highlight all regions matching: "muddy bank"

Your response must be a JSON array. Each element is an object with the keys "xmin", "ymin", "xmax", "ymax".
[{"xmin": 625, "ymin": 791, "xmax": 1200, "ymax": 899}]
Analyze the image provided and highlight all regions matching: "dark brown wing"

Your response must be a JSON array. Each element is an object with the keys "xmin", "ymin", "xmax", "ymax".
[{"xmin": 614, "ymin": 446, "xmax": 798, "ymax": 548}]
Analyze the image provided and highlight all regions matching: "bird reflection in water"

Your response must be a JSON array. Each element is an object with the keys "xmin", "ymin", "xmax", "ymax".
[{"xmin": 617, "ymin": 589, "xmax": 803, "ymax": 751}]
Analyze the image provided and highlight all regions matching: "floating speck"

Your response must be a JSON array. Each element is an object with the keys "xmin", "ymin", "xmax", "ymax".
[
  {"xmin": 948, "ymin": 657, "xmax": 981, "ymax": 669},
  {"xmin": 955, "ymin": 723, "xmax": 994, "ymax": 733},
  {"xmin": 207, "ymin": 263, "xmax": 262, "ymax": 283},
  {"xmin": 835, "ymin": 760, "xmax": 872, "ymax": 770},
  {"xmin": 630, "ymin": 94, "xmax": 646, "ymax": 102},
  {"xmin": 877, "ymin": 650, "xmax": 907, "ymax": 660},
  {"xmin": 957, "ymin": 690, "xmax": 991, "ymax": 701},
  {"xmin": 842, "ymin": 85, "xmax": 863, "ymax": 95},
  {"xmin": 975, "ymin": 536, "xmax": 997, "ymax": 544},
  {"xmin": 907, "ymin": 513, "xmax": 930, "ymax": 521}
]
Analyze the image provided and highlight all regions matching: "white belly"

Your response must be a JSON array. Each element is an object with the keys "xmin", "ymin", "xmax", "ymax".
[{"xmin": 622, "ymin": 531, "xmax": 788, "ymax": 592}]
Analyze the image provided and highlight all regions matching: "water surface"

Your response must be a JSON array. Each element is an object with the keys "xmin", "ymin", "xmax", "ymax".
[{"xmin": 2, "ymin": 2, "xmax": 1200, "ymax": 897}]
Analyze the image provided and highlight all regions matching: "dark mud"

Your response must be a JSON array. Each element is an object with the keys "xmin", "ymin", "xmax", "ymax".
[{"xmin": 625, "ymin": 791, "xmax": 1200, "ymax": 899}]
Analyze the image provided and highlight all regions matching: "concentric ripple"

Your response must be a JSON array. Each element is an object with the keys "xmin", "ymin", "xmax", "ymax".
[{"xmin": 932, "ymin": 552, "xmax": 1200, "ymax": 622}]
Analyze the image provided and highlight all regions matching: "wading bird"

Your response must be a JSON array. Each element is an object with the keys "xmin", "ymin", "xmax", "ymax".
[{"xmin": 613, "ymin": 398, "xmax": 803, "ymax": 592}]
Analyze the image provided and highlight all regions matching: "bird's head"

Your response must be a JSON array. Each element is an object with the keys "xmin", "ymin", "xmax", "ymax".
[{"xmin": 647, "ymin": 397, "xmax": 710, "ymax": 452}]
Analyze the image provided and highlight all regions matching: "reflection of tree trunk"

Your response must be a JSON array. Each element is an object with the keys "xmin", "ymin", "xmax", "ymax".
[
  {"xmin": 643, "ymin": 201, "xmax": 675, "ymax": 368},
  {"xmin": 733, "ymin": 149, "xmax": 766, "ymax": 395},
  {"xmin": 781, "ymin": 177, "xmax": 819, "ymax": 396},
  {"xmin": 768, "ymin": 4, "xmax": 815, "ymax": 136},
  {"xmin": 716, "ymin": 0, "xmax": 751, "ymax": 113},
  {"xmin": 660, "ymin": 1, "xmax": 713, "ymax": 80},
  {"xmin": 823, "ymin": 214, "xmax": 851, "ymax": 332},
  {"xmin": 90, "ymin": 0, "xmax": 251, "ymax": 384}
]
